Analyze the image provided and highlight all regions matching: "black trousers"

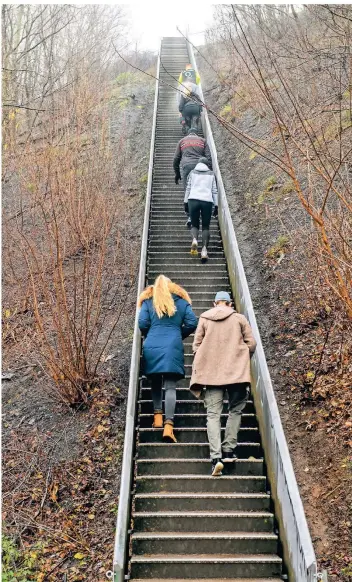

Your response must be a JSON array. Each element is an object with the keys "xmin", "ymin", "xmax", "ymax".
[
  {"xmin": 182, "ymin": 162, "xmax": 197, "ymax": 191},
  {"xmin": 183, "ymin": 103, "xmax": 201, "ymax": 129},
  {"xmin": 188, "ymin": 199, "xmax": 213, "ymax": 230}
]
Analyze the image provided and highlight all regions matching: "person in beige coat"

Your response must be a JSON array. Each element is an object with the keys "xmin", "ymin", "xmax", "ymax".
[{"xmin": 190, "ymin": 291, "xmax": 257, "ymax": 476}]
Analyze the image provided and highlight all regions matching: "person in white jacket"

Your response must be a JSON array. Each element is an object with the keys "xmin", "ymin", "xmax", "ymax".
[{"xmin": 184, "ymin": 157, "xmax": 218, "ymax": 262}]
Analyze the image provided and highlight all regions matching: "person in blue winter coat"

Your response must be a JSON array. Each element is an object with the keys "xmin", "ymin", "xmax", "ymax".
[{"xmin": 138, "ymin": 274, "xmax": 198, "ymax": 443}]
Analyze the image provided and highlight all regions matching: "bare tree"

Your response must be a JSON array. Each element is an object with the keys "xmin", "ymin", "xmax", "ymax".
[{"xmin": 204, "ymin": 5, "xmax": 352, "ymax": 316}]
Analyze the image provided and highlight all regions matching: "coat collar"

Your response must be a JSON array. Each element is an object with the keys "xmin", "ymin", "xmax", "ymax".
[{"xmin": 138, "ymin": 282, "xmax": 191, "ymax": 308}]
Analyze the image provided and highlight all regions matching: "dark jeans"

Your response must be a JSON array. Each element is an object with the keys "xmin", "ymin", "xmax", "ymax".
[
  {"xmin": 183, "ymin": 102, "xmax": 201, "ymax": 131},
  {"xmin": 188, "ymin": 199, "xmax": 213, "ymax": 247},
  {"xmin": 149, "ymin": 373, "xmax": 178, "ymax": 421},
  {"xmin": 182, "ymin": 163, "xmax": 197, "ymax": 191}
]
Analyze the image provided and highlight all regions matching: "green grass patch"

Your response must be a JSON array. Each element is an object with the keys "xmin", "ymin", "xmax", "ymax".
[
  {"xmin": 118, "ymin": 98, "xmax": 129, "ymax": 109},
  {"xmin": 257, "ymin": 176, "xmax": 278, "ymax": 204},
  {"xmin": 266, "ymin": 235, "xmax": 290, "ymax": 258},
  {"xmin": 139, "ymin": 173, "xmax": 148, "ymax": 185},
  {"xmin": 114, "ymin": 71, "xmax": 134, "ymax": 85},
  {"xmin": 2, "ymin": 534, "xmax": 38, "ymax": 581},
  {"xmin": 249, "ymin": 150, "xmax": 258, "ymax": 161},
  {"xmin": 264, "ymin": 176, "xmax": 277, "ymax": 190}
]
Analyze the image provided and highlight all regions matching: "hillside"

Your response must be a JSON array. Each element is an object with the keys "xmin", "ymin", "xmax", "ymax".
[{"xmin": 196, "ymin": 5, "xmax": 352, "ymax": 580}]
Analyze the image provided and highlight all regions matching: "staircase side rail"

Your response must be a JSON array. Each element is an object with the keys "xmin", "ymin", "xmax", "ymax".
[
  {"xmin": 187, "ymin": 39, "xmax": 317, "ymax": 582},
  {"xmin": 112, "ymin": 48, "xmax": 161, "ymax": 582}
]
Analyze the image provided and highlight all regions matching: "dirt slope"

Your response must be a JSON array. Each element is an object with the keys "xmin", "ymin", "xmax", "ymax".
[
  {"xmin": 202, "ymin": 72, "xmax": 352, "ymax": 580},
  {"xmin": 2, "ymin": 71, "xmax": 155, "ymax": 581}
]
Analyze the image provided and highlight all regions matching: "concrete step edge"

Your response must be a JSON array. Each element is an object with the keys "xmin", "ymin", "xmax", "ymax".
[
  {"xmin": 131, "ymin": 554, "xmax": 282, "ymax": 563},
  {"xmin": 136, "ymin": 475, "xmax": 266, "ymax": 481},
  {"xmin": 131, "ymin": 531, "xmax": 278, "ymax": 539}
]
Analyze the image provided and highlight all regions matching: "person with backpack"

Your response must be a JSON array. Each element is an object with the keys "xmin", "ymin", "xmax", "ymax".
[
  {"xmin": 190, "ymin": 291, "xmax": 257, "ymax": 476},
  {"xmin": 178, "ymin": 63, "xmax": 201, "ymax": 86},
  {"xmin": 177, "ymin": 64, "xmax": 201, "ymax": 133},
  {"xmin": 178, "ymin": 81, "xmax": 202, "ymax": 134},
  {"xmin": 184, "ymin": 156, "xmax": 218, "ymax": 262},
  {"xmin": 178, "ymin": 81, "xmax": 202, "ymax": 133},
  {"xmin": 138, "ymin": 275, "xmax": 198, "ymax": 443}
]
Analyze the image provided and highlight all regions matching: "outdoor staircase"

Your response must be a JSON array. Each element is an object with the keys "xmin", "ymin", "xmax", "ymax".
[{"xmin": 128, "ymin": 38, "xmax": 283, "ymax": 581}]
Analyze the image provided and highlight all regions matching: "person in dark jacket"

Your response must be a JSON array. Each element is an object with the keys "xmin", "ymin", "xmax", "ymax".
[
  {"xmin": 138, "ymin": 274, "xmax": 198, "ymax": 442},
  {"xmin": 184, "ymin": 157, "xmax": 218, "ymax": 262},
  {"xmin": 174, "ymin": 129, "xmax": 213, "ymax": 228},
  {"xmin": 174, "ymin": 128, "xmax": 212, "ymax": 191}
]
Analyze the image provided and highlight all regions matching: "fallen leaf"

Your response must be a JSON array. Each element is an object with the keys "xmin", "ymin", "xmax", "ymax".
[
  {"xmin": 50, "ymin": 483, "xmax": 59, "ymax": 502},
  {"xmin": 74, "ymin": 553, "xmax": 85, "ymax": 560},
  {"xmin": 88, "ymin": 514, "xmax": 95, "ymax": 520}
]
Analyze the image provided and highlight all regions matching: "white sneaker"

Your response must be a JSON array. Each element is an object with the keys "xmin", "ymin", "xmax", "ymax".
[
  {"xmin": 190, "ymin": 238, "xmax": 198, "ymax": 255},
  {"xmin": 201, "ymin": 246, "xmax": 208, "ymax": 262},
  {"xmin": 211, "ymin": 458, "xmax": 224, "ymax": 476}
]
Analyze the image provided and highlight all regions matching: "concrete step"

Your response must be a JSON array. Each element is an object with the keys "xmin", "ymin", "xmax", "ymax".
[
  {"xmin": 139, "ymin": 385, "xmax": 254, "ymax": 399},
  {"xmin": 137, "ymin": 443, "xmax": 262, "ymax": 461},
  {"xmin": 147, "ymin": 272, "xmax": 228, "ymax": 282},
  {"xmin": 148, "ymin": 234, "xmax": 222, "ymax": 241},
  {"xmin": 138, "ymin": 400, "xmax": 255, "ymax": 414},
  {"xmin": 138, "ymin": 412, "xmax": 257, "ymax": 428},
  {"xmin": 148, "ymin": 249, "xmax": 225, "ymax": 255},
  {"xmin": 137, "ymin": 442, "xmax": 261, "ymax": 460},
  {"xmin": 138, "ymin": 427, "xmax": 260, "ymax": 444},
  {"xmin": 130, "ymin": 578, "xmax": 282, "ymax": 582},
  {"xmin": 139, "ymin": 413, "xmax": 257, "ymax": 428},
  {"xmin": 148, "ymin": 260, "xmax": 227, "ymax": 269},
  {"xmin": 132, "ymin": 531, "xmax": 278, "ymax": 556},
  {"xmin": 146, "ymin": 276, "xmax": 228, "ymax": 286},
  {"xmin": 130, "ymin": 554, "xmax": 282, "ymax": 579},
  {"xmin": 136, "ymin": 459, "xmax": 264, "ymax": 476},
  {"xmin": 135, "ymin": 475, "xmax": 267, "ymax": 494},
  {"xmin": 134, "ymin": 493, "xmax": 271, "ymax": 513},
  {"xmin": 132, "ymin": 511, "xmax": 274, "ymax": 533},
  {"xmin": 145, "ymin": 280, "xmax": 230, "ymax": 290}
]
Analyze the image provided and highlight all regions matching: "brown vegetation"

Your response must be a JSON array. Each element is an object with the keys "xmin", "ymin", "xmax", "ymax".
[
  {"xmin": 196, "ymin": 5, "xmax": 351, "ymax": 579},
  {"xmin": 2, "ymin": 4, "xmax": 155, "ymax": 579}
]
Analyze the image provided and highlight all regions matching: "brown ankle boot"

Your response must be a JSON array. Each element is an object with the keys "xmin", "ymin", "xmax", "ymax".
[
  {"xmin": 152, "ymin": 410, "xmax": 163, "ymax": 428},
  {"xmin": 163, "ymin": 420, "xmax": 177, "ymax": 443}
]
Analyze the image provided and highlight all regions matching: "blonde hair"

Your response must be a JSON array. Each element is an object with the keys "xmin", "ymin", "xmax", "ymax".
[{"xmin": 153, "ymin": 275, "xmax": 176, "ymax": 318}]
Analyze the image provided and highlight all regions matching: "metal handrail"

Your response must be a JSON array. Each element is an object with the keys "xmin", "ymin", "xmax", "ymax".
[
  {"xmin": 186, "ymin": 39, "xmax": 318, "ymax": 582},
  {"xmin": 112, "ymin": 47, "xmax": 161, "ymax": 582}
]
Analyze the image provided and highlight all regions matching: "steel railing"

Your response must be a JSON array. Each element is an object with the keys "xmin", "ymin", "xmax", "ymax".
[{"xmin": 111, "ymin": 47, "xmax": 161, "ymax": 582}]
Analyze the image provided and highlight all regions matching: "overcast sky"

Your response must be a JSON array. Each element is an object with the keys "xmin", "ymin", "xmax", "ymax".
[{"xmin": 126, "ymin": 3, "xmax": 216, "ymax": 51}]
